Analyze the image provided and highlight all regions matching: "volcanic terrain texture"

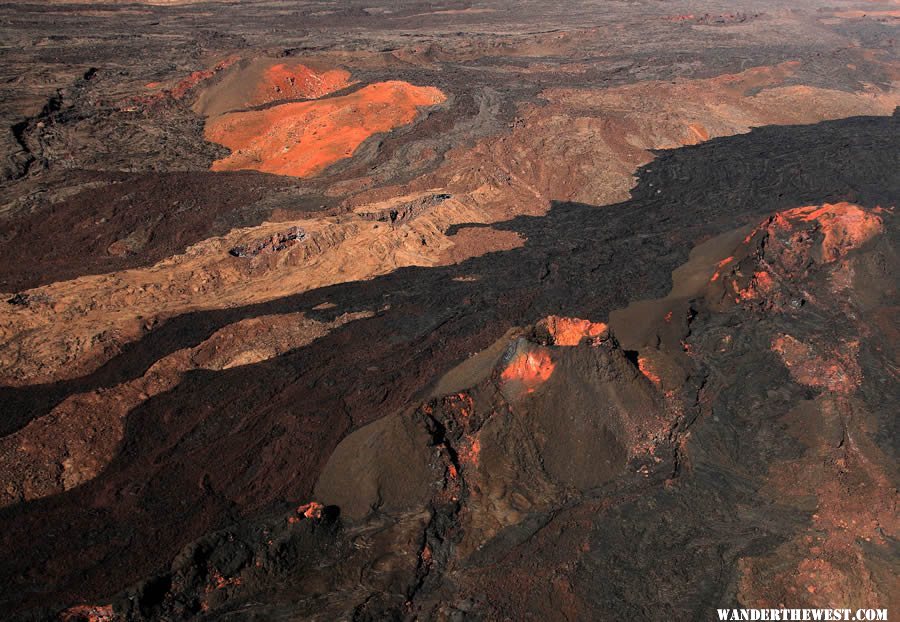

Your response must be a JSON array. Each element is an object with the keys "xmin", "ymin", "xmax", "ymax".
[{"xmin": 0, "ymin": 0, "xmax": 898, "ymax": 620}]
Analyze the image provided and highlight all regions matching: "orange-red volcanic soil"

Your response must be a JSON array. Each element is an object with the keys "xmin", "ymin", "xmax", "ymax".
[
  {"xmin": 779, "ymin": 203, "xmax": 885, "ymax": 262},
  {"xmin": 500, "ymin": 349, "xmax": 555, "ymax": 390},
  {"xmin": 249, "ymin": 63, "xmax": 353, "ymax": 105},
  {"xmin": 191, "ymin": 59, "xmax": 356, "ymax": 116},
  {"xmin": 206, "ymin": 81, "xmax": 446, "ymax": 177}
]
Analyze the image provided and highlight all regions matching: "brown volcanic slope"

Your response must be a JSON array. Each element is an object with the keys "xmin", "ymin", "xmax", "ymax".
[{"xmin": 0, "ymin": 1, "xmax": 898, "ymax": 620}]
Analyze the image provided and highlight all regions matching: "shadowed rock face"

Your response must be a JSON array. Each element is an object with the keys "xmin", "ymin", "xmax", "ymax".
[
  {"xmin": 0, "ymin": 1, "xmax": 897, "ymax": 620},
  {"xmin": 0, "ymin": 171, "xmax": 304, "ymax": 291}
]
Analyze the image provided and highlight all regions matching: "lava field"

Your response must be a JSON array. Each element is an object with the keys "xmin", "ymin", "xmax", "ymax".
[{"xmin": 0, "ymin": 1, "xmax": 897, "ymax": 620}]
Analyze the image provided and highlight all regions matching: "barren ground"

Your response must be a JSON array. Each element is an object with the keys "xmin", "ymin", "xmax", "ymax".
[{"xmin": 0, "ymin": 1, "xmax": 897, "ymax": 620}]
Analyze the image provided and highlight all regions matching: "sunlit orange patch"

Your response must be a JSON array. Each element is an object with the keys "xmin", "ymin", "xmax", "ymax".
[
  {"xmin": 295, "ymin": 501, "xmax": 325, "ymax": 520},
  {"xmin": 206, "ymin": 81, "xmax": 445, "ymax": 178},
  {"xmin": 637, "ymin": 355, "xmax": 662, "ymax": 387},
  {"xmin": 742, "ymin": 223, "xmax": 767, "ymax": 245},
  {"xmin": 541, "ymin": 315, "xmax": 607, "ymax": 346},
  {"xmin": 501, "ymin": 349, "xmax": 555, "ymax": 390},
  {"xmin": 737, "ymin": 270, "xmax": 775, "ymax": 300},
  {"xmin": 686, "ymin": 123, "xmax": 709, "ymax": 144},
  {"xmin": 251, "ymin": 63, "xmax": 354, "ymax": 106},
  {"xmin": 709, "ymin": 255, "xmax": 736, "ymax": 283},
  {"xmin": 781, "ymin": 203, "xmax": 884, "ymax": 262}
]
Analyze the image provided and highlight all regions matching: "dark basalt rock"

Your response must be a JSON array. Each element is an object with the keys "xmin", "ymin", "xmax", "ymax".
[{"xmin": 229, "ymin": 226, "xmax": 306, "ymax": 258}]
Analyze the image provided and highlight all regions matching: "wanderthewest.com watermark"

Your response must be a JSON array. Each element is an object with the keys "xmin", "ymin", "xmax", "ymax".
[{"xmin": 717, "ymin": 610, "xmax": 888, "ymax": 621}]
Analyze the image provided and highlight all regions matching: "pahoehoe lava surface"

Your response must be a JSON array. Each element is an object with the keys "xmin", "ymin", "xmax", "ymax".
[{"xmin": 0, "ymin": 1, "xmax": 898, "ymax": 620}]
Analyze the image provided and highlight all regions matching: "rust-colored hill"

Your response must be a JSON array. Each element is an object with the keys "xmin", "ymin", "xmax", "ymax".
[{"xmin": 206, "ymin": 81, "xmax": 446, "ymax": 177}]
